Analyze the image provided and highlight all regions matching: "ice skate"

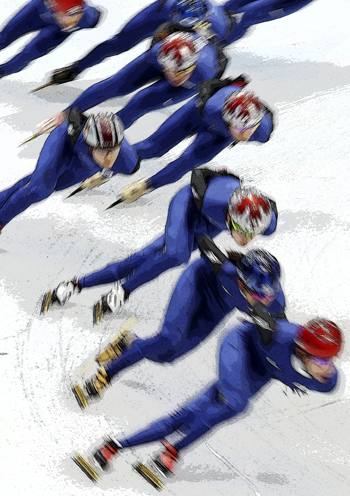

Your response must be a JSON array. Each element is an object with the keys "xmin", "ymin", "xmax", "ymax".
[
  {"xmin": 72, "ymin": 366, "xmax": 110, "ymax": 409},
  {"xmin": 152, "ymin": 440, "xmax": 179, "ymax": 478},
  {"xmin": 93, "ymin": 281, "xmax": 126, "ymax": 325},
  {"xmin": 72, "ymin": 437, "xmax": 122, "ymax": 483},
  {"xmin": 133, "ymin": 461, "xmax": 165, "ymax": 491},
  {"xmin": 95, "ymin": 328, "xmax": 133, "ymax": 365},
  {"xmin": 92, "ymin": 437, "xmax": 122, "ymax": 471},
  {"xmin": 41, "ymin": 277, "xmax": 81, "ymax": 314}
]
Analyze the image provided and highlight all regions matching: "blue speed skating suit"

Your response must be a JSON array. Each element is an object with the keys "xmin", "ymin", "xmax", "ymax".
[
  {"xmin": 0, "ymin": 0, "xmax": 101, "ymax": 77},
  {"xmin": 134, "ymin": 78, "xmax": 274, "ymax": 192},
  {"xmin": 0, "ymin": 118, "xmax": 138, "ymax": 230},
  {"xmin": 67, "ymin": 34, "xmax": 226, "ymax": 129},
  {"xmin": 105, "ymin": 250, "xmax": 286, "ymax": 378},
  {"xmin": 117, "ymin": 318, "xmax": 338, "ymax": 453},
  {"xmin": 69, "ymin": 0, "xmax": 316, "ymax": 75},
  {"xmin": 78, "ymin": 170, "xmax": 277, "ymax": 296}
]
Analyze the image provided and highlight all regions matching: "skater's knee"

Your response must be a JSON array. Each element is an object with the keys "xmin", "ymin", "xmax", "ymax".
[
  {"xmin": 143, "ymin": 334, "xmax": 179, "ymax": 363},
  {"xmin": 164, "ymin": 250, "xmax": 190, "ymax": 269}
]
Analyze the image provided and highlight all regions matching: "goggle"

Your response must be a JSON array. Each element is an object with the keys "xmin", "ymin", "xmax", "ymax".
[
  {"xmin": 309, "ymin": 356, "xmax": 335, "ymax": 367},
  {"xmin": 249, "ymin": 291, "xmax": 276, "ymax": 303},
  {"xmin": 230, "ymin": 123, "xmax": 260, "ymax": 134},
  {"xmin": 230, "ymin": 218, "xmax": 254, "ymax": 239},
  {"xmin": 53, "ymin": 7, "xmax": 84, "ymax": 17},
  {"xmin": 165, "ymin": 64, "xmax": 196, "ymax": 78}
]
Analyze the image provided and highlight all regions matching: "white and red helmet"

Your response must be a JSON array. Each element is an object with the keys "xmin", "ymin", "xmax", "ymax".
[
  {"xmin": 228, "ymin": 187, "xmax": 272, "ymax": 235},
  {"xmin": 157, "ymin": 32, "xmax": 199, "ymax": 73},
  {"xmin": 294, "ymin": 319, "xmax": 343, "ymax": 359},
  {"xmin": 83, "ymin": 113, "xmax": 124, "ymax": 149},
  {"xmin": 48, "ymin": 0, "xmax": 84, "ymax": 14},
  {"xmin": 222, "ymin": 89, "xmax": 265, "ymax": 130}
]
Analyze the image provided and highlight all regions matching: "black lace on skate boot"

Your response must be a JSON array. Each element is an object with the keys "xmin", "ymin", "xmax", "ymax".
[{"xmin": 84, "ymin": 367, "xmax": 110, "ymax": 398}]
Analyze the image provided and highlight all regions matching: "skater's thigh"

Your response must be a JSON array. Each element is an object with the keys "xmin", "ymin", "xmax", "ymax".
[
  {"xmin": 164, "ymin": 187, "xmax": 198, "ymax": 258},
  {"xmin": 0, "ymin": 1, "xmax": 44, "ymax": 45}
]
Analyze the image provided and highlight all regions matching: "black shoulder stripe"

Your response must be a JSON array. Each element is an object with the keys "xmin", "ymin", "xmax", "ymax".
[{"xmin": 67, "ymin": 107, "xmax": 87, "ymax": 148}]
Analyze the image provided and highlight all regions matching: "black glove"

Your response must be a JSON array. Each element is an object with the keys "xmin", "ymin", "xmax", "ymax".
[{"xmin": 51, "ymin": 64, "xmax": 80, "ymax": 84}]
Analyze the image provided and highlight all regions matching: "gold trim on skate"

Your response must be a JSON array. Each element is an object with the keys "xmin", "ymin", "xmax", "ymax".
[
  {"xmin": 93, "ymin": 367, "xmax": 109, "ymax": 394},
  {"xmin": 96, "ymin": 329, "xmax": 131, "ymax": 364},
  {"xmin": 40, "ymin": 291, "xmax": 52, "ymax": 314},
  {"xmin": 133, "ymin": 462, "xmax": 165, "ymax": 491},
  {"xmin": 71, "ymin": 384, "xmax": 89, "ymax": 409},
  {"xmin": 72, "ymin": 454, "xmax": 100, "ymax": 482}
]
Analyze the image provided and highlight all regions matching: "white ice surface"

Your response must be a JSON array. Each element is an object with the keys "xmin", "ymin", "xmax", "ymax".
[{"xmin": 0, "ymin": 0, "xmax": 350, "ymax": 495}]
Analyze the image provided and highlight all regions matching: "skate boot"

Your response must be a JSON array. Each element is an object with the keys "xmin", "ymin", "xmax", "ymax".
[
  {"xmin": 95, "ymin": 328, "xmax": 133, "ymax": 365},
  {"xmin": 153, "ymin": 440, "xmax": 179, "ymax": 478},
  {"xmin": 133, "ymin": 441, "xmax": 177, "ymax": 490},
  {"xmin": 41, "ymin": 277, "xmax": 81, "ymax": 314},
  {"xmin": 72, "ymin": 366, "xmax": 110, "ymax": 409},
  {"xmin": 72, "ymin": 437, "xmax": 122, "ymax": 483},
  {"xmin": 93, "ymin": 281, "xmax": 126, "ymax": 325}
]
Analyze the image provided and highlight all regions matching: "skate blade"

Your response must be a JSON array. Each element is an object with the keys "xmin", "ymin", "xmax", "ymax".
[
  {"xmin": 40, "ymin": 291, "xmax": 52, "ymax": 315},
  {"xmin": 71, "ymin": 384, "xmax": 89, "ymax": 409},
  {"xmin": 133, "ymin": 462, "xmax": 165, "ymax": 491},
  {"xmin": 93, "ymin": 300, "xmax": 102, "ymax": 325},
  {"xmin": 72, "ymin": 454, "xmax": 100, "ymax": 483}
]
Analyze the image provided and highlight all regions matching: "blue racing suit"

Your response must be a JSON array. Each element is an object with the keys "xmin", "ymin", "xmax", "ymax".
[
  {"xmin": 134, "ymin": 80, "xmax": 274, "ymax": 192},
  {"xmin": 67, "ymin": 0, "xmax": 315, "ymax": 74},
  {"xmin": 0, "ymin": 121, "xmax": 138, "ymax": 229},
  {"xmin": 67, "ymin": 34, "xmax": 226, "ymax": 129},
  {"xmin": 105, "ymin": 252, "xmax": 286, "ymax": 377},
  {"xmin": 78, "ymin": 171, "xmax": 277, "ymax": 296},
  {"xmin": 0, "ymin": 0, "xmax": 101, "ymax": 76},
  {"xmin": 118, "ymin": 319, "xmax": 338, "ymax": 453}
]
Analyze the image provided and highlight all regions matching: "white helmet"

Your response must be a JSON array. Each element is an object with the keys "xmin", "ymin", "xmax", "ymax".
[
  {"xmin": 83, "ymin": 113, "xmax": 124, "ymax": 149},
  {"xmin": 222, "ymin": 89, "xmax": 265, "ymax": 130},
  {"xmin": 228, "ymin": 187, "xmax": 272, "ymax": 235},
  {"xmin": 157, "ymin": 32, "xmax": 199, "ymax": 73}
]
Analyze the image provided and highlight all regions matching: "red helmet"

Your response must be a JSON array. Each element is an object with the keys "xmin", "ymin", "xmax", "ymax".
[
  {"xmin": 294, "ymin": 319, "xmax": 343, "ymax": 359},
  {"xmin": 48, "ymin": 0, "xmax": 84, "ymax": 14},
  {"xmin": 228, "ymin": 187, "xmax": 272, "ymax": 235},
  {"xmin": 222, "ymin": 89, "xmax": 265, "ymax": 130},
  {"xmin": 83, "ymin": 113, "xmax": 124, "ymax": 149},
  {"xmin": 157, "ymin": 32, "xmax": 198, "ymax": 73}
]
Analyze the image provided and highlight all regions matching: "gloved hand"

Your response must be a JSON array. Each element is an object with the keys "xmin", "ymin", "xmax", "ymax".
[
  {"xmin": 36, "ymin": 111, "xmax": 67, "ymax": 134},
  {"xmin": 120, "ymin": 179, "xmax": 150, "ymax": 203},
  {"xmin": 50, "ymin": 64, "xmax": 80, "ymax": 84}
]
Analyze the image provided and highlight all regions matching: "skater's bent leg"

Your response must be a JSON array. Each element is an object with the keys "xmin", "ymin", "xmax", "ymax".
[
  {"xmin": 0, "ymin": 27, "xmax": 68, "ymax": 76},
  {"xmin": 78, "ymin": 235, "xmax": 166, "ymax": 289},
  {"xmin": 70, "ymin": 53, "xmax": 161, "ymax": 113},
  {"xmin": 75, "ymin": 2, "xmax": 166, "ymax": 72},
  {"xmin": 225, "ymin": 0, "xmax": 315, "ymax": 45},
  {"xmin": 123, "ymin": 188, "xmax": 197, "ymax": 294},
  {"xmin": 0, "ymin": 1, "xmax": 43, "ymax": 50},
  {"xmin": 119, "ymin": 409, "xmax": 195, "ymax": 448},
  {"xmin": 106, "ymin": 265, "xmax": 203, "ymax": 378},
  {"xmin": 0, "ymin": 174, "xmax": 32, "ymax": 210}
]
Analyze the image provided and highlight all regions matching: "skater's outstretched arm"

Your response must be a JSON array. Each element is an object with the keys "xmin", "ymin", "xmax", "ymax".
[
  {"xmin": 0, "ymin": 126, "xmax": 71, "ymax": 228},
  {"xmin": 117, "ymin": 77, "xmax": 199, "ymax": 129},
  {"xmin": 73, "ymin": 2, "xmax": 169, "ymax": 74},
  {"xmin": 66, "ymin": 50, "xmax": 162, "ymax": 113},
  {"xmin": 224, "ymin": 0, "xmax": 316, "ymax": 46},
  {"xmin": 0, "ymin": 25, "xmax": 69, "ymax": 76},
  {"xmin": 134, "ymin": 97, "xmax": 202, "ymax": 160},
  {"xmin": 146, "ymin": 129, "xmax": 229, "ymax": 192}
]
